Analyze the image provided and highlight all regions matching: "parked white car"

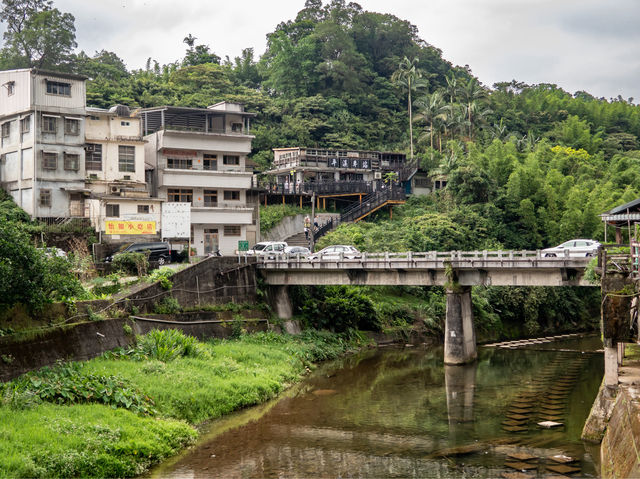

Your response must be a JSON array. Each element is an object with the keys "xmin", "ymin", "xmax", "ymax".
[
  {"xmin": 542, "ymin": 239, "xmax": 601, "ymax": 257},
  {"xmin": 309, "ymin": 245, "xmax": 361, "ymax": 261},
  {"xmin": 246, "ymin": 241, "xmax": 287, "ymax": 257}
]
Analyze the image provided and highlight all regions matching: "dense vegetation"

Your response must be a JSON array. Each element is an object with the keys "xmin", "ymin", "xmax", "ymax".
[{"xmin": 0, "ymin": 329, "xmax": 359, "ymax": 478}]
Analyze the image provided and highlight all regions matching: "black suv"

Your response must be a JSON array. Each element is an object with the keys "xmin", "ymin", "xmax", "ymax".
[{"xmin": 105, "ymin": 242, "xmax": 172, "ymax": 265}]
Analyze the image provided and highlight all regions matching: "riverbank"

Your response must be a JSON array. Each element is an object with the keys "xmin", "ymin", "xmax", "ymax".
[{"xmin": 0, "ymin": 330, "xmax": 363, "ymax": 478}]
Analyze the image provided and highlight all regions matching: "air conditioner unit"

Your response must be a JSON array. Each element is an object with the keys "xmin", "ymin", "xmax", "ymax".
[
  {"xmin": 374, "ymin": 171, "xmax": 382, "ymax": 179},
  {"xmin": 85, "ymin": 144, "xmax": 95, "ymax": 152},
  {"xmin": 111, "ymin": 186, "xmax": 119, "ymax": 193},
  {"xmin": 88, "ymin": 174, "xmax": 98, "ymax": 180}
]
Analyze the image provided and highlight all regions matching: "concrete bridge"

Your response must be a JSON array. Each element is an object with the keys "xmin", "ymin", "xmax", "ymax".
[{"xmin": 256, "ymin": 250, "xmax": 596, "ymax": 365}]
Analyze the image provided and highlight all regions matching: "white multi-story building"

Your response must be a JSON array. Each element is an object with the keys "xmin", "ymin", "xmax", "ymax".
[
  {"xmin": 0, "ymin": 68, "xmax": 87, "ymax": 218},
  {"xmin": 138, "ymin": 102, "xmax": 258, "ymax": 255},
  {"xmin": 84, "ymin": 105, "xmax": 162, "ymax": 239}
]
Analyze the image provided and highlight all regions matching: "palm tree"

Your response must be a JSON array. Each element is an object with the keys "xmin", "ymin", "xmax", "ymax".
[
  {"xmin": 445, "ymin": 72, "xmax": 458, "ymax": 106},
  {"xmin": 392, "ymin": 57, "xmax": 428, "ymax": 159},
  {"xmin": 458, "ymin": 78, "xmax": 487, "ymax": 138},
  {"xmin": 414, "ymin": 91, "xmax": 446, "ymax": 162}
]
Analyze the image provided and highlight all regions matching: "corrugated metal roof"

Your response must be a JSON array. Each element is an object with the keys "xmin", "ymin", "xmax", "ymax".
[{"xmin": 605, "ymin": 197, "xmax": 640, "ymax": 215}]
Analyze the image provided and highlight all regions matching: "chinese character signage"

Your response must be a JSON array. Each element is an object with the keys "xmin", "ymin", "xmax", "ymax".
[
  {"xmin": 341, "ymin": 158, "xmax": 349, "ymax": 168},
  {"xmin": 361, "ymin": 159, "xmax": 369, "ymax": 169},
  {"xmin": 329, "ymin": 158, "xmax": 339, "ymax": 168},
  {"xmin": 105, "ymin": 221, "xmax": 156, "ymax": 235}
]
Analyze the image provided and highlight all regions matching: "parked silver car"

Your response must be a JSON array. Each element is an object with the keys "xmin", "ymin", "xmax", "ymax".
[
  {"xmin": 309, "ymin": 245, "xmax": 361, "ymax": 260},
  {"xmin": 542, "ymin": 239, "xmax": 601, "ymax": 257},
  {"xmin": 284, "ymin": 245, "xmax": 311, "ymax": 256}
]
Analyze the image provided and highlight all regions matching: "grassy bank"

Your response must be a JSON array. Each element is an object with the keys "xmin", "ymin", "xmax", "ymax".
[{"xmin": 0, "ymin": 330, "xmax": 358, "ymax": 478}]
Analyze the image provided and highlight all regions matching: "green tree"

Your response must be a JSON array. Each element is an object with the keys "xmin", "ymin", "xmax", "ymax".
[
  {"xmin": 0, "ymin": 0, "xmax": 76, "ymax": 69},
  {"xmin": 392, "ymin": 56, "xmax": 428, "ymax": 159}
]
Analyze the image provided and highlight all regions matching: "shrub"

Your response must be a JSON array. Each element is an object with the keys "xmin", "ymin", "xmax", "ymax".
[
  {"xmin": 147, "ymin": 267, "xmax": 175, "ymax": 290},
  {"xmin": 135, "ymin": 329, "xmax": 210, "ymax": 361},
  {"xmin": 112, "ymin": 252, "xmax": 148, "ymax": 276},
  {"xmin": 302, "ymin": 286, "xmax": 379, "ymax": 332},
  {"xmin": 153, "ymin": 296, "xmax": 181, "ymax": 314},
  {"xmin": 1, "ymin": 361, "xmax": 155, "ymax": 414}
]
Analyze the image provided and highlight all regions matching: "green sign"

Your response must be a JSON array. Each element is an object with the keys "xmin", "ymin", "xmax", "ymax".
[{"xmin": 238, "ymin": 240, "xmax": 249, "ymax": 251}]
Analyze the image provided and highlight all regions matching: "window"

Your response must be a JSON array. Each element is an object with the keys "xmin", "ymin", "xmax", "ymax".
[
  {"xmin": 85, "ymin": 144, "xmax": 102, "ymax": 171},
  {"xmin": 89, "ymin": 115, "xmax": 99, "ymax": 121},
  {"xmin": 231, "ymin": 122, "xmax": 243, "ymax": 132},
  {"xmin": 223, "ymin": 190, "xmax": 240, "ymax": 201},
  {"xmin": 167, "ymin": 188, "xmax": 192, "ymax": 203},
  {"xmin": 42, "ymin": 116, "xmax": 57, "ymax": 133},
  {"xmin": 6, "ymin": 81, "xmax": 15, "ymax": 96},
  {"xmin": 39, "ymin": 189, "xmax": 51, "ymax": 207},
  {"xmin": 1, "ymin": 122, "xmax": 9, "ymax": 138},
  {"xmin": 20, "ymin": 116, "xmax": 30, "ymax": 133},
  {"xmin": 64, "ymin": 118, "xmax": 80, "ymax": 135},
  {"xmin": 64, "ymin": 153, "xmax": 79, "ymax": 171},
  {"xmin": 203, "ymin": 154, "xmax": 217, "ymax": 170},
  {"xmin": 106, "ymin": 204, "xmax": 120, "ymax": 217},
  {"xmin": 137, "ymin": 205, "xmax": 150, "ymax": 214},
  {"xmin": 204, "ymin": 190, "xmax": 217, "ymax": 207},
  {"xmin": 223, "ymin": 155, "xmax": 239, "ymax": 166},
  {"xmin": 167, "ymin": 158, "xmax": 192, "ymax": 169},
  {"xmin": 42, "ymin": 152, "xmax": 57, "ymax": 169},
  {"xmin": 224, "ymin": 225, "xmax": 241, "ymax": 236},
  {"xmin": 118, "ymin": 145, "xmax": 135, "ymax": 172},
  {"xmin": 46, "ymin": 80, "xmax": 71, "ymax": 96},
  {"xmin": 121, "ymin": 121, "xmax": 130, "ymax": 126}
]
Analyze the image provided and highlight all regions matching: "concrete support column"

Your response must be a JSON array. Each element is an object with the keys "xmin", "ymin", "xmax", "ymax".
[
  {"xmin": 270, "ymin": 285, "xmax": 293, "ymax": 320},
  {"xmin": 444, "ymin": 286, "xmax": 477, "ymax": 365},
  {"xmin": 604, "ymin": 346, "xmax": 619, "ymax": 387}
]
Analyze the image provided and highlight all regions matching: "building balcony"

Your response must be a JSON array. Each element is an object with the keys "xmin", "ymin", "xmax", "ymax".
[
  {"xmin": 160, "ymin": 168, "xmax": 253, "ymax": 189},
  {"xmin": 190, "ymin": 205, "xmax": 253, "ymax": 225}
]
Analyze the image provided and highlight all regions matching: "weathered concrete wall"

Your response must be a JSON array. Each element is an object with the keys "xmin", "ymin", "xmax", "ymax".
[
  {"xmin": 261, "ymin": 214, "xmax": 306, "ymax": 242},
  {"xmin": 0, "ymin": 319, "xmax": 134, "ymax": 381},
  {"xmin": 0, "ymin": 310, "xmax": 268, "ymax": 382},
  {"xmin": 124, "ymin": 256, "xmax": 257, "ymax": 313},
  {"xmin": 600, "ymin": 386, "xmax": 640, "ymax": 478}
]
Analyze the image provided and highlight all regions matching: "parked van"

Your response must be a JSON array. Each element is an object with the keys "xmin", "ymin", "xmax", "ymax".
[{"xmin": 105, "ymin": 242, "xmax": 172, "ymax": 265}]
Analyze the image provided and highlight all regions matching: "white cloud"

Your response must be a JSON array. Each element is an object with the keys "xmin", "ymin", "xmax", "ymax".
[{"xmin": 4, "ymin": 0, "xmax": 639, "ymax": 100}]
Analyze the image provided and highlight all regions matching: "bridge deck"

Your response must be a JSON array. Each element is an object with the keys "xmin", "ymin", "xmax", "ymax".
[{"xmin": 256, "ymin": 250, "xmax": 595, "ymax": 287}]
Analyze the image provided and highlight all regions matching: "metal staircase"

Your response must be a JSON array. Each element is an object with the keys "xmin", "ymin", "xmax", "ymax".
[{"xmin": 313, "ymin": 186, "xmax": 406, "ymax": 243}]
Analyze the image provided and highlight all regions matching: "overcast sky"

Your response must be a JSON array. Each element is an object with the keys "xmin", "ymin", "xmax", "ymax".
[{"xmin": 16, "ymin": 0, "xmax": 640, "ymax": 101}]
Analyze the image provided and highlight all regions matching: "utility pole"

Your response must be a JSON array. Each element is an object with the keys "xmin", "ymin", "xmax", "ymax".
[{"xmin": 310, "ymin": 192, "xmax": 315, "ymax": 252}]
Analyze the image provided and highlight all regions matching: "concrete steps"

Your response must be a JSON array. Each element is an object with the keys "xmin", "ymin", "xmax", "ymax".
[{"xmin": 285, "ymin": 232, "xmax": 310, "ymax": 247}]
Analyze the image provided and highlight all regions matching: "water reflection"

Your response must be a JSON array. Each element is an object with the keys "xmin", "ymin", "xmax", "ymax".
[{"xmin": 152, "ymin": 337, "xmax": 603, "ymax": 479}]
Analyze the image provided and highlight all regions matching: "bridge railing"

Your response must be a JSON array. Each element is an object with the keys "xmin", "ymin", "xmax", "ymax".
[{"xmin": 254, "ymin": 249, "xmax": 591, "ymax": 266}]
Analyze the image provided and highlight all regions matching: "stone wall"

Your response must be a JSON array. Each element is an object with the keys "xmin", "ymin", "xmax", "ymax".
[{"xmin": 600, "ymin": 385, "xmax": 640, "ymax": 478}]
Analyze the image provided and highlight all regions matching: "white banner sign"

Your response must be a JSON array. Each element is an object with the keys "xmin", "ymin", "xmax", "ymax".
[{"xmin": 161, "ymin": 202, "xmax": 191, "ymax": 239}]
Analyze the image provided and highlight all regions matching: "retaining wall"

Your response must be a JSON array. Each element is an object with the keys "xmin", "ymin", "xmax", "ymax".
[{"xmin": 600, "ymin": 385, "xmax": 640, "ymax": 477}]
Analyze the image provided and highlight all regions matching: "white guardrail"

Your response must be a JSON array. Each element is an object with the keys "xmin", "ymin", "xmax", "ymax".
[{"xmin": 252, "ymin": 250, "xmax": 592, "ymax": 268}]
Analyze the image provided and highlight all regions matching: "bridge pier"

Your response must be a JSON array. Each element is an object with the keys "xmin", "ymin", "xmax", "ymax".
[
  {"xmin": 269, "ymin": 285, "xmax": 293, "ymax": 320},
  {"xmin": 444, "ymin": 286, "xmax": 477, "ymax": 365}
]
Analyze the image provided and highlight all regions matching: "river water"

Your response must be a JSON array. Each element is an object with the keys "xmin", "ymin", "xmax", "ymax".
[{"xmin": 152, "ymin": 335, "xmax": 603, "ymax": 478}]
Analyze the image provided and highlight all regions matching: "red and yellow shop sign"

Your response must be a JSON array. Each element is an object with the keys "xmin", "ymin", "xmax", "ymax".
[{"xmin": 105, "ymin": 221, "xmax": 156, "ymax": 235}]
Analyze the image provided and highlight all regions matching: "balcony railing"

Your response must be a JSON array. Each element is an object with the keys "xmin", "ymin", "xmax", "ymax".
[{"xmin": 164, "ymin": 125, "xmax": 251, "ymax": 135}]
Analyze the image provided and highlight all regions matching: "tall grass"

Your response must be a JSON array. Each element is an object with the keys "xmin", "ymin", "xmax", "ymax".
[{"xmin": 0, "ymin": 329, "xmax": 356, "ymax": 478}]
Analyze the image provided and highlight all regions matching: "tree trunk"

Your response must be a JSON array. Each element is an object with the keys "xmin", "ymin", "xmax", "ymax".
[
  {"xmin": 408, "ymin": 85, "xmax": 414, "ymax": 159},
  {"xmin": 429, "ymin": 121, "xmax": 434, "ymax": 163}
]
